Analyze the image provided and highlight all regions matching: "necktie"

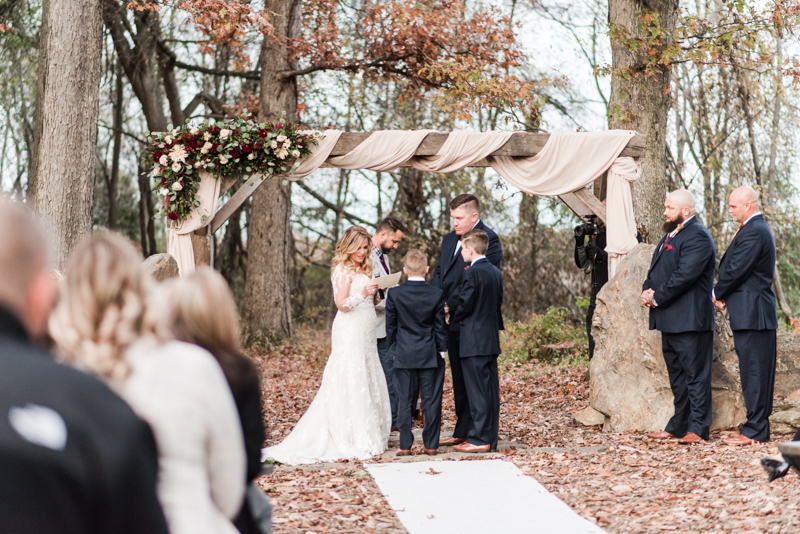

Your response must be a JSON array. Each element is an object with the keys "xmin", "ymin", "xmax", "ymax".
[{"xmin": 379, "ymin": 254, "xmax": 389, "ymax": 273}]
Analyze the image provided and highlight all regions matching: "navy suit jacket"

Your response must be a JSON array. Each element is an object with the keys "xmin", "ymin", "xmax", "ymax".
[
  {"xmin": 431, "ymin": 220, "xmax": 502, "ymax": 332},
  {"xmin": 643, "ymin": 216, "xmax": 716, "ymax": 333},
  {"xmin": 451, "ymin": 259, "xmax": 503, "ymax": 357},
  {"xmin": 385, "ymin": 281, "xmax": 448, "ymax": 369},
  {"xmin": 714, "ymin": 214, "xmax": 778, "ymax": 331}
]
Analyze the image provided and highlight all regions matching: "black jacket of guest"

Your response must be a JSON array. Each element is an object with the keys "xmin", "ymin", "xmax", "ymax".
[
  {"xmin": 643, "ymin": 216, "xmax": 716, "ymax": 333},
  {"xmin": 0, "ymin": 307, "xmax": 169, "ymax": 534},
  {"xmin": 574, "ymin": 226, "xmax": 608, "ymax": 305},
  {"xmin": 385, "ymin": 281, "xmax": 448, "ymax": 369},
  {"xmin": 431, "ymin": 220, "xmax": 502, "ymax": 332},
  {"xmin": 451, "ymin": 259, "xmax": 504, "ymax": 357},
  {"xmin": 212, "ymin": 348, "xmax": 266, "ymax": 534},
  {"xmin": 714, "ymin": 214, "xmax": 778, "ymax": 331}
]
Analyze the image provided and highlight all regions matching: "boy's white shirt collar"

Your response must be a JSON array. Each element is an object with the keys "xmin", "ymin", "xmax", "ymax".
[
  {"xmin": 470, "ymin": 255, "xmax": 487, "ymax": 265},
  {"xmin": 407, "ymin": 276, "xmax": 425, "ymax": 281}
]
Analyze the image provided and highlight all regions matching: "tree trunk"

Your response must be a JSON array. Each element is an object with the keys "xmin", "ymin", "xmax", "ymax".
[
  {"xmin": 240, "ymin": 0, "xmax": 301, "ymax": 345},
  {"xmin": 108, "ymin": 63, "xmax": 124, "ymax": 229},
  {"xmin": 29, "ymin": 0, "xmax": 103, "ymax": 269},
  {"xmin": 607, "ymin": 0, "xmax": 678, "ymax": 243},
  {"xmin": 519, "ymin": 194, "xmax": 539, "ymax": 316}
]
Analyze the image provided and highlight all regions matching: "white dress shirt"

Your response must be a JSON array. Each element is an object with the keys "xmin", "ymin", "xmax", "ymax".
[{"xmin": 454, "ymin": 219, "xmax": 482, "ymax": 257}]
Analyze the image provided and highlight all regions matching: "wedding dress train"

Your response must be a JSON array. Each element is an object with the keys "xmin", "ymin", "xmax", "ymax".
[{"xmin": 261, "ymin": 265, "xmax": 391, "ymax": 465}]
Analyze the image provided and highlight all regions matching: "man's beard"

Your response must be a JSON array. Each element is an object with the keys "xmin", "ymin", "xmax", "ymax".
[
  {"xmin": 378, "ymin": 240, "xmax": 392, "ymax": 254},
  {"xmin": 662, "ymin": 213, "xmax": 685, "ymax": 234}
]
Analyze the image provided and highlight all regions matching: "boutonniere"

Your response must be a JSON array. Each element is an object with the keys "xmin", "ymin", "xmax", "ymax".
[
  {"xmin": 664, "ymin": 243, "xmax": 675, "ymax": 251},
  {"xmin": 463, "ymin": 265, "xmax": 470, "ymax": 271}
]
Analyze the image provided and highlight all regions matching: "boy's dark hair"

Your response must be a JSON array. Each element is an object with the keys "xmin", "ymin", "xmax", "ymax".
[
  {"xmin": 461, "ymin": 229, "xmax": 488, "ymax": 255},
  {"xmin": 376, "ymin": 216, "xmax": 406, "ymax": 235},
  {"xmin": 449, "ymin": 194, "xmax": 480, "ymax": 214},
  {"xmin": 403, "ymin": 249, "xmax": 428, "ymax": 276}
]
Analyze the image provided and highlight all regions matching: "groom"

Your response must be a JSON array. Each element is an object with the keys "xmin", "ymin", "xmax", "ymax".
[
  {"xmin": 372, "ymin": 216, "xmax": 406, "ymax": 431},
  {"xmin": 431, "ymin": 194, "xmax": 502, "ymax": 447}
]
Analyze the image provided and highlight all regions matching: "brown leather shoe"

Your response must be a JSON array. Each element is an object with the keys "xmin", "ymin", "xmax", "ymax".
[
  {"xmin": 722, "ymin": 433, "xmax": 762, "ymax": 446},
  {"xmin": 424, "ymin": 448, "xmax": 438, "ymax": 456},
  {"xmin": 396, "ymin": 449, "xmax": 412, "ymax": 456},
  {"xmin": 646, "ymin": 431, "xmax": 676, "ymax": 440},
  {"xmin": 453, "ymin": 442, "xmax": 491, "ymax": 453},
  {"xmin": 678, "ymin": 432, "xmax": 703, "ymax": 444},
  {"xmin": 439, "ymin": 437, "xmax": 466, "ymax": 446}
]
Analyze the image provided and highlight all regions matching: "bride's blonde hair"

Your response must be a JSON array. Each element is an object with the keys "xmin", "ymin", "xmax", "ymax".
[
  {"xmin": 331, "ymin": 225, "xmax": 373, "ymax": 274},
  {"xmin": 49, "ymin": 233, "xmax": 166, "ymax": 383}
]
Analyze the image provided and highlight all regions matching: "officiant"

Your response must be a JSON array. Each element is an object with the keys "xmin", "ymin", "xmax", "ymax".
[{"xmin": 372, "ymin": 217, "xmax": 406, "ymax": 431}]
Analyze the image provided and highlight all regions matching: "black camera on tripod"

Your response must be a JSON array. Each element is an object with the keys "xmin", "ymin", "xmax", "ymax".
[{"xmin": 574, "ymin": 214, "xmax": 601, "ymax": 242}]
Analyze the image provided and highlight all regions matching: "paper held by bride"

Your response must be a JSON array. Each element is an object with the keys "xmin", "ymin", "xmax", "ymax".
[
  {"xmin": 167, "ymin": 129, "xmax": 646, "ymax": 279},
  {"xmin": 375, "ymin": 272, "xmax": 402, "ymax": 289}
]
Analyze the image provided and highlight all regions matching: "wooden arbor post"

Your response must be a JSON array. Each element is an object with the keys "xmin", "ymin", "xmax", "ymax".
[{"xmin": 191, "ymin": 131, "xmax": 646, "ymax": 267}]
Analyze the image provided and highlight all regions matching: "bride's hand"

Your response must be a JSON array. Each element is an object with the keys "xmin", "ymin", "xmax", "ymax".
[{"xmin": 361, "ymin": 282, "xmax": 379, "ymax": 298}]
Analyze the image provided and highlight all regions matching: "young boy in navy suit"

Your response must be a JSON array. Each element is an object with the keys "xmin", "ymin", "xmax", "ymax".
[
  {"xmin": 385, "ymin": 250, "xmax": 448, "ymax": 456},
  {"xmin": 448, "ymin": 229, "xmax": 503, "ymax": 453}
]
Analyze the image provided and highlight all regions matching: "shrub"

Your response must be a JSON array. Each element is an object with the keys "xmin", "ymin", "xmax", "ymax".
[{"xmin": 501, "ymin": 306, "xmax": 588, "ymax": 363}]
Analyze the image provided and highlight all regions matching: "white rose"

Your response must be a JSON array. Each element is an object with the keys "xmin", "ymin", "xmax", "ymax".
[
  {"xmin": 159, "ymin": 155, "xmax": 168, "ymax": 166},
  {"xmin": 270, "ymin": 140, "xmax": 278, "ymax": 149},
  {"xmin": 247, "ymin": 153, "xmax": 255, "ymax": 160},
  {"xmin": 190, "ymin": 127, "xmax": 200, "ymax": 135},
  {"xmin": 171, "ymin": 181, "xmax": 183, "ymax": 191},
  {"xmin": 171, "ymin": 162, "xmax": 181, "ymax": 172},
  {"xmin": 165, "ymin": 135, "xmax": 172, "ymax": 144},
  {"xmin": 201, "ymin": 142, "xmax": 213, "ymax": 154},
  {"xmin": 152, "ymin": 166, "xmax": 162, "ymax": 176},
  {"xmin": 220, "ymin": 129, "xmax": 231, "ymax": 139},
  {"xmin": 203, "ymin": 132, "xmax": 212, "ymax": 140},
  {"xmin": 160, "ymin": 188, "xmax": 169, "ymax": 196},
  {"xmin": 292, "ymin": 149, "xmax": 300, "ymax": 158},
  {"xmin": 220, "ymin": 156, "xmax": 229, "ymax": 164},
  {"xmin": 171, "ymin": 128, "xmax": 179, "ymax": 136},
  {"xmin": 276, "ymin": 134, "xmax": 287, "ymax": 142},
  {"xmin": 194, "ymin": 161, "xmax": 203, "ymax": 168}
]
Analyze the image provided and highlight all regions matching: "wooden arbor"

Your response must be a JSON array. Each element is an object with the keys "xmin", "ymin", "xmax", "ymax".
[{"xmin": 191, "ymin": 131, "xmax": 647, "ymax": 267}]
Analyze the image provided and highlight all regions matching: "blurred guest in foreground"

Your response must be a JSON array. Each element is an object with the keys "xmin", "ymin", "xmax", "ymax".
[
  {"xmin": 0, "ymin": 201, "xmax": 168, "ymax": 534},
  {"xmin": 167, "ymin": 267, "xmax": 268, "ymax": 534},
  {"xmin": 49, "ymin": 233, "xmax": 246, "ymax": 534}
]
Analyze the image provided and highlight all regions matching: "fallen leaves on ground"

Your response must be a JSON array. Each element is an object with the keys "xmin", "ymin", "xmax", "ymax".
[{"xmin": 249, "ymin": 328, "xmax": 800, "ymax": 533}]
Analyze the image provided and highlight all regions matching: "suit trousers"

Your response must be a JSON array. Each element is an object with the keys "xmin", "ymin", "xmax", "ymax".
[
  {"xmin": 394, "ymin": 367, "xmax": 443, "ymax": 450},
  {"xmin": 662, "ymin": 331, "xmax": 713, "ymax": 440},
  {"xmin": 377, "ymin": 337, "xmax": 397, "ymax": 426},
  {"xmin": 461, "ymin": 354, "xmax": 500, "ymax": 450},
  {"xmin": 733, "ymin": 329, "xmax": 777, "ymax": 442},
  {"xmin": 447, "ymin": 333, "xmax": 472, "ymax": 439}
]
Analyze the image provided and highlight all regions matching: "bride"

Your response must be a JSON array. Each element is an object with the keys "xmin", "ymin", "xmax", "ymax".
[{"xmin": 262, "ymin": 226, "xmax": 392, "ymax": 465}]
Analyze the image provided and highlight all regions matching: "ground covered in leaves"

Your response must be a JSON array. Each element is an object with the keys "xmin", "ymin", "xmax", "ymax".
[{"xmin": 248, "ymin": 328, "xmax": 800, "ymax": 533}]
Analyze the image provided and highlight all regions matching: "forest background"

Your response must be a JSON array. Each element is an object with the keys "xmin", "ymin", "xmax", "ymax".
[{"xmin": 3, "ymin": 0, "xmax": 800, "ymax": 341}]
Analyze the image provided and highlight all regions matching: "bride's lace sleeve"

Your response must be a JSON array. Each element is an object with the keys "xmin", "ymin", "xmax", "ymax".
[{"xmin": 332, "ymin": 266, "xmax": 367, "ymax": 312}]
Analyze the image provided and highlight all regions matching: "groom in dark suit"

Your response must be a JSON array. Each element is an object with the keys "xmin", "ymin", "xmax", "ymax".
[
  {"xmin": 431, "ymin": 194, "xmax": 502, "ymax": 447},
  {"xmin": 385, "ymin": 250, "xmax": 448, "ymax": 456},
  {"xmin": 714, "ymin": 186, "xmax": 778, "ymax": 445},
  {"xmin": 641, "ymin": 189, "xmax": 716, "ymax": 445},
  {"xmin": 449, "ymin": 229, "xmax": 503, "ymax": 452}
]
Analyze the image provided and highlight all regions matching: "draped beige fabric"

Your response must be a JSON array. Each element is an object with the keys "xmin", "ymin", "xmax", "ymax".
[{"xmin": 167, "ymin": 130, "xmax": 641, "ymax": 278}]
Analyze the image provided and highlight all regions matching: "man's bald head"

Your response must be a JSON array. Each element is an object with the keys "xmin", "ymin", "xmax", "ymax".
[
  {"xmin": 663, "ymin": 189, "xmax": 696, "ymax": 234},
  {"xmin": 0, "ymin": 199, "xmax": 56, "ymax": 338},
  {"xmin": 728, "ymin": 186, "xmax": 760, "ymax": 225}
]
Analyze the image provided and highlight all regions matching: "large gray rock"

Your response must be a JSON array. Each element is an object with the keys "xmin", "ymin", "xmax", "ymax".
[
  {"xmin": 589, "ymin": 244, "xmax": 747, "ymax": 432},
  {"xmin": 143, "ymin": 253, "xmax": 180, "ymax": 282},
  {"xmin": 777, "ymin": 334, "xmax": 800, "ymax": 397}
]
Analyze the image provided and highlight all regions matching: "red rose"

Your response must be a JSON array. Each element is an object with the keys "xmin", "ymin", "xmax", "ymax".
[
  {"xmin": 168, "ymin": 212, "xmax": 178, "ymax": 220},
  {"xmin": 153, "ymin": 151, "xmax": 163, "ymax": 162},
  {"xmin": 254, "ymin": 143, "xmax": 263, "ymax": 150},
  {"xmin": 230, "ymin": 147, "xmax": 241, "ymax": 158},
  {"xmin": 259, "ymin": 129, "xmax": 269, "ymax": 138},
  {"xmin": 275, "ymin": 122, "xmax": 283, "ymax": 130}
]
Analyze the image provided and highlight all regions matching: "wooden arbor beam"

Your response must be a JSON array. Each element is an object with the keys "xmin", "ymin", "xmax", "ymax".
[{"xmin": 192, "ymin": 131, "xmax": 644, "ymax": 266}]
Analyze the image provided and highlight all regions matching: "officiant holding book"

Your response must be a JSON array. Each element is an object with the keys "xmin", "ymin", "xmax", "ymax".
[{"xmin": 372, "ymin": 217, "xmax": 406, "ymax": 431}]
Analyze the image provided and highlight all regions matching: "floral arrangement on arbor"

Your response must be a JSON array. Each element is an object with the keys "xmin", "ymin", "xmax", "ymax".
[{"xmin": 143, "ymin": 117, "xmax": 319, "ymax": 224}]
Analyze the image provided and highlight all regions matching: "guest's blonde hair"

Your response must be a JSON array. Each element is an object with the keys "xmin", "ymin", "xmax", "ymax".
[
  {"xmin": 331, "ymin": 226, "xmax": 373, "ymax": 274},
  {"xmin": 49, "ymin": 233, "xmax": 165, "ymax": 383},
  {"xmin": 166, "ymin": 267, "xmax": 240, "ymax": 353},
  {"xmin": 403, "ymin": 249, "xmax": 428, "ymax": 276}
]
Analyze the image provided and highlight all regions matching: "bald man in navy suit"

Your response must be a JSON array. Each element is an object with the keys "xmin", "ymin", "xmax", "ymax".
[
  {"xmin": 714, "ymin": 186, "xmax": 778, "ymax": 445},
  {"xmin": 641, "ymin": 190, "xmax": 716, "ymax": 445}
]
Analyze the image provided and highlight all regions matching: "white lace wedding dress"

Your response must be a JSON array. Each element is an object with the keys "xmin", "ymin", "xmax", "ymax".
[{"xmin": 261, "ymin": 265, "xmax": 391, "ymax": 465}]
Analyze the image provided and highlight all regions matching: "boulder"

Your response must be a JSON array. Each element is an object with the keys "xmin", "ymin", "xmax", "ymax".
[
  {"xmin": 143, "ymin": 253, "xmax": 180, "ymax": 282},
  {"xmin": 770, "ymin": 410, "xmax": 800, "ymax": 428},
  {"xmin": 589, "ymin": 244, "xmax": 747, "ymax": 432},
  {"xmin": 786, "ymin": 389, "xmax": 800, "ymax": 402},
  {"xmin": 777, "ymin": 334, "xmax": 800, "ymax": 397}
]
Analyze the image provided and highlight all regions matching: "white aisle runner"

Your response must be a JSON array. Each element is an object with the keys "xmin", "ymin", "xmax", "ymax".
[{"xmin": 365, "ymin": 459, "xmax": 606, "ymax": 534}]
